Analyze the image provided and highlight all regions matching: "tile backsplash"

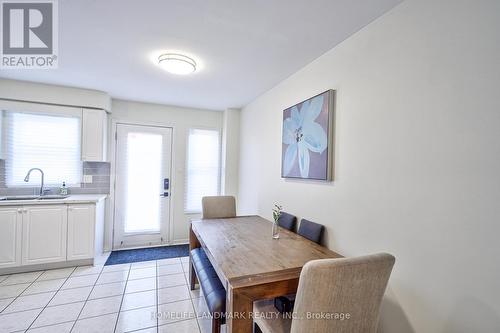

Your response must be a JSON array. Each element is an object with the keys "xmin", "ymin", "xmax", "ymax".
[{"xmin": 0, "ymin": 160, "xmax": 111, "ymax": 196}]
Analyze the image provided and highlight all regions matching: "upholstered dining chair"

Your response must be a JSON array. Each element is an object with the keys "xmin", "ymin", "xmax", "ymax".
[
  {"xmin": 201, "ymin": 195, "xmax": 237, "ymax": 219},
  {"xmin": 254, "ymin": 253, "xmax": 396, "ymax": 333},
  {"xmin": 278, "ymin": 211, "xmax": 297, "ymax": 231},
  {"xmin": 297, "ymin": 218, "xmax": 324, "ymax": 244}
]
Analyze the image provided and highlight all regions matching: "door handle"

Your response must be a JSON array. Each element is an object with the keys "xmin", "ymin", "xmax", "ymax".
[{"xmin": 160, "ymin": 192, "xmax": 169, "ymax": 197}]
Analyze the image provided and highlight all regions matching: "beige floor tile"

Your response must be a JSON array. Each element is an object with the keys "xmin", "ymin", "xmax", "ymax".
[
  {"xmin": 37, "ymin": 268, "xmax": 75, "ymax": 281},
  {"xmin": 159, "ymin": 318, "xmax": 200, "ymax": 333},
  {"xmin": 32, "ymin": 301, "xmax": 84, "ymax": 328},
  {"xmin": 61, "ymin": 274, "xmax": 98, "ymax": 289},
  {"xmin": 158, "ymin": 285, "xmax": 190, "ymax": 305},
  {"xmin": 128, "ymin": 267, "xmax": 157, "ymax": 280},
  {"xmin": 132, "ymin": 327, "xmax": 158, "ymax": 333},
  {"xmin": 89, "ymin": 281, "xmax": 126, "ymax": 299},
  {"xmin": 157, "ymin": 273, "xmax": 186, "ymax": 289},
  {"xmin": 96, "ymin": 270, "xmax": 129, "ymax": 285},
  {"xmin": 0, "ymin": 271, "xmax": 43, "ymax": 286},
  {"xmin": 192, "ymin": 296, "xmax": 210, "ymax": 318},
  {"xmin": 22, "ymin": 279, "xmax": 64, "ymax": 295},
  {"xmin": 125, "ymin": 277, "xmax": 156, "ymax": 294},
  {"xmin": 49, "ymin": 286, "xmax": 93, "ymax": 306},
  {"xmin": 0, "ymin": 308, "xmax": 42, "ymax": 332},
  {"xmin": 158, "ymin": 299, "xmax": 195, "ymax": 325},
  {"xmin": 72, "ymin": 312, "xmax": 118, "ymax": 333},
  {"xmin": 79, "ymin": 295, "xmax": 122, "ymax": 319},
  {"xmin": 0, "ymin": 283, "xmax": 30, "ymax": 299},
  {"xmin": 71, "ymin": 265, "xmax": 103, "ymax": 277},
  {"xmin": 131, "ymin": 261, "xmax": 157, "ymax": 269},
  {"xmin": 157, "ymin": 264, "xmax": 183, "ymax": 276},
  {"xmin": 115, "ymin": 306, "xmax": 157, "ymax": 333},
  {"xmin": 121, "ymin": 290, "xmax": 156, "ymax": 311},
  {"xmin": 27, "ymin": 321, "xmax": 74, "ymax": 333},
  {"xmin": 102, "ymin": 263, "xmax": 131, "ymax": 273},
  {"xmin": 3, "ymin": 291, "xmax": 55, "ymax": 313},
  {"xmin": 197, "ymin": 316, "xmax": 212, "ymax": 333},
  {"xmin": 0, "ymin": 297, "xmax": 14, "ymax": 312}
]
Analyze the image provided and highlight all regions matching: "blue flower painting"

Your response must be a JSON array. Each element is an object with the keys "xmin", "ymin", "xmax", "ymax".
[{"xmin": 282, "ymin": 90, "xmax": 334, "ymax": 180}]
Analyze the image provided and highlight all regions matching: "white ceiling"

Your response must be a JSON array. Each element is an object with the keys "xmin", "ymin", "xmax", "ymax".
[{"xmin": 0, "ymin": 0, "xmax": 402, "ymax": 110}]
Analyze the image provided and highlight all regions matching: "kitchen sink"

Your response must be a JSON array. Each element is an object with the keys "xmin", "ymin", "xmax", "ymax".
[
  {"xmin": 0, "ymin": 195, "xmax": 69, "ymax": 201},
  {"xmin": 38, "ymin": 195, "xmax": 69, "ymax": 200},
  {"xmin": 0, "ymin": 195, "xmax": 39, "ymax": 201}
]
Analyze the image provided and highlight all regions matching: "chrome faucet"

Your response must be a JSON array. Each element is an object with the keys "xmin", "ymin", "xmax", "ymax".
[{"xmin": 24, "ymin": 168, "xmax": 45, "ymax": 196}]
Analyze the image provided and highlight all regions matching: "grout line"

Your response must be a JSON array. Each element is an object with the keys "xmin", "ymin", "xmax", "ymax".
[
  {"xmin": 20, "ymin": 318, "xmax": 76, "ymax": 332},
  {"xmin": 0, "ymin": 270, "xmax": 50, "ymax": 316},
  {"xmin": 69, "ymin": 264, "xmax": 107, "ymax": 332},
  {"xmin": 112, "ymin": 263, "xmax": 132, "ymax": 333},
  {"xmin": 181, "ymin": 256, "xmax": 202, "ymax": 333},
  {"xmin": 24, "ymin": 266, "xmax": 78, "ymax": 331},
  {"xmin": 1, "ymin": 257, "xmax": 191, "ymax": 332}
]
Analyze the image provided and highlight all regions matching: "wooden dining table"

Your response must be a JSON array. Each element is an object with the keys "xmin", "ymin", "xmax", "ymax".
[{"xmin": 189, "ymin": 215, "xmax": 342, "ymax": 333}]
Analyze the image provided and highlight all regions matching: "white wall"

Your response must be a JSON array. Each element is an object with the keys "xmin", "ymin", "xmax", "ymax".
[
  {"xmin": 0, "ymin": 78, "xmax": 111, "ymax": 111},
  {"xmin": 238, "ymin": 0, "xmax": 500, "ymax": 332},
  {"xmin": 111, "ymin": 100, "xmax": 223, "ymax": 244},
  {"xmin": 221, "ymin": 108, "xmax": 240, "ymax": 199}
]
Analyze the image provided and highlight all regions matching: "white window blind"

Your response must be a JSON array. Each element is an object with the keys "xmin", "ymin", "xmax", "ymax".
[
  {"xmin": 4, "ymin": 111, "xmax": 82, "ymax": 187},
  {"xmin": 185, "ymin": 129, "xmax": 221, "ymax": 213}
]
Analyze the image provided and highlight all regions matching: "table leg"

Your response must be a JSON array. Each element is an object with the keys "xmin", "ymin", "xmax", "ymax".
[
  {"xmin": 189, "ymin": 224, "xmax": 200, "ymax": 291},
  {"xmin": 226, "ymin": 285, "xmax": 254, "ymax": 333},
  {"xmin": 225, "ymin": 278, "xmax": 300, "ymax": 333}
]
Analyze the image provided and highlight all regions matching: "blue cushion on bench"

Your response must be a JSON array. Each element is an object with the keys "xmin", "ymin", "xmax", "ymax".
[{"xmin": 191, "ymin": 248, "xmax": 226, "ymax": 316}]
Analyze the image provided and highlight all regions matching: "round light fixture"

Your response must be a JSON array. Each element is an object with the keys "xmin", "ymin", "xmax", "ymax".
[{"xmin": 158, "ymin": 53, "xmax": 196, "ymax": 75}]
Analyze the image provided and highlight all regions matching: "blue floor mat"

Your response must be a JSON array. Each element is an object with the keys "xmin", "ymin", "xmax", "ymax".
[{"xmin": 105, "ymin": 244, "xmax": 189, "ymax": 266}]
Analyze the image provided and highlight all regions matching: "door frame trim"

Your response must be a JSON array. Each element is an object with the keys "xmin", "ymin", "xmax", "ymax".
[{"xmin": 110, "ymin": 120, "xmax": 175, "ymax": 251}]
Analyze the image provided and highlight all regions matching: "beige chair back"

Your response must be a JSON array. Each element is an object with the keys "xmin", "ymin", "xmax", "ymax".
[
  {"xmin": 291, "ymin": 253, "xmax": 395, "ymax": 333},
  {"xmin": 201, "ymin": 196, "xmax": 236, "ymax": 219}
]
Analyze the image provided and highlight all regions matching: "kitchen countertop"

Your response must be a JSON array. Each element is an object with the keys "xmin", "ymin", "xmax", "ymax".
[{"xmin": 0, "ymin": 194, "xmax": 108, "ymax": 206}]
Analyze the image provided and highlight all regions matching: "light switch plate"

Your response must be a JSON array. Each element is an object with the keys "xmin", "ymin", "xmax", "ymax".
[{"xmin": 83, "ymin": 175, "xmax": 93, "ymax": 183}]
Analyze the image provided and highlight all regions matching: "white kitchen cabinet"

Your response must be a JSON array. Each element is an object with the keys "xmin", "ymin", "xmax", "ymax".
[
  {"xmin": 0, "ymin": 196, "xmax": 106, "ymax": 275},
  {"xmin": 67, "ymin": 204, "xmax": 95, "ymax": 260},
  {"xmin": 0, "ymin": 207, "xmax": 23, "ymax": 269},
  {"xmin": 22, "ymin": 205, "xmax": 67, "ymax": 265},
  {"xmin": 82, "ymin": 108, "xmax": 108, "ymax": 162}
]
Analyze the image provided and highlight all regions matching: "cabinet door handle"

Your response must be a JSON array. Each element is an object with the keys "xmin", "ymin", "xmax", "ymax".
[{"xmin": 17, "ymin": 208, "xmax": 22, "ymax": 213}]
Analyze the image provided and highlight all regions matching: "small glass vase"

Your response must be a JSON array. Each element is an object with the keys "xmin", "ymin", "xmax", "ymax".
[{"xmin": 272, "ymin": 221, "xmax": 280, "ymax": 239}]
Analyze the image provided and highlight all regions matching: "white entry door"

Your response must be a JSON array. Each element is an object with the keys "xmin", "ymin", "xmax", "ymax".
[{"xmin": 113, "ymin": 124, "xmax": 172, "ymax": 249}]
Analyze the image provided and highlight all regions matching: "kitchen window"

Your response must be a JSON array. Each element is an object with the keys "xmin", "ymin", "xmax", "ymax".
[
  {"xmin": 185, "ymin": 128, "xmax": 221, "ymax": 213},
  {"xmin": 3, "ymin": 111, "xmax": 82, "ymax": 187}
]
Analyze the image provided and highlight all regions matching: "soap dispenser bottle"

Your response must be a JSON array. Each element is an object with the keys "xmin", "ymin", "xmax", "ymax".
[{"xmin": 60, "ymin": 182, "xmax": 68, "ymax": 195}]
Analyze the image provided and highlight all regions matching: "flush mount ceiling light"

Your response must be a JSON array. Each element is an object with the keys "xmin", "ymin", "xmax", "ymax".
[{"xmin": 158, "ymin": 53, "xmax": 196, "ymax": 75}]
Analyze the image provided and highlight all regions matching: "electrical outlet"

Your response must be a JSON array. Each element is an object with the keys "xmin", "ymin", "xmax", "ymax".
[{"xmin": 83, "ymin": 175, "xmax": 93, "ymax": 183}]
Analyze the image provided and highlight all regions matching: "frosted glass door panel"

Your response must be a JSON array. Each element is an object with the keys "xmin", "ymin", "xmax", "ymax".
[{"xmin": 114, "ymin": 124, "xmax": 172, "ymax": 249}]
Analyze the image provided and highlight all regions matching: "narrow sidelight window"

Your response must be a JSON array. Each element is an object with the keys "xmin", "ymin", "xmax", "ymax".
[{"xmin": 185, "ymin": 128, "xmax": 221, "ymax": 213}]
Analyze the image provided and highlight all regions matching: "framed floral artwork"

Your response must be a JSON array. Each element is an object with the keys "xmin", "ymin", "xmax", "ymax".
[{"xmin": 281, "ymin": 90, "xmax": 335, "ymax": 180}]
